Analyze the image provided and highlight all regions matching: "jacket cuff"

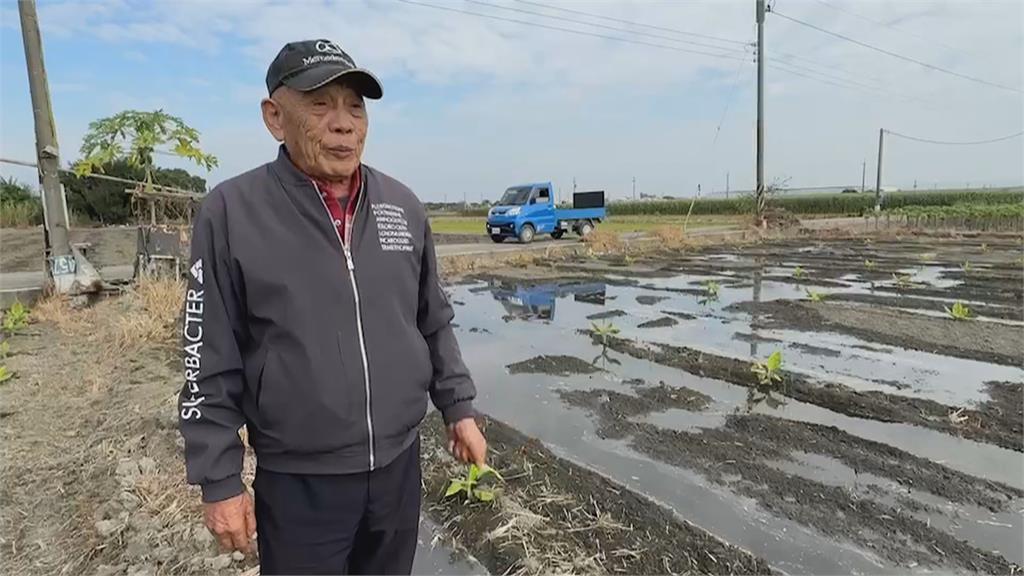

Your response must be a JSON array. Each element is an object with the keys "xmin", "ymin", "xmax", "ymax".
[
  {"xmin": 200, "ymin": 475, "xmax": 245, "ymax": 503},
  {"xmin": 441, "ymin": 400, "xmax": 476, "ymax": 426}
]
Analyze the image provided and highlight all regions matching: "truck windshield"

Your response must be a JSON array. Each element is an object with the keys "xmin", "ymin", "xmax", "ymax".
[{"xmin": 498, "ymin": 186, "xmax": 532, "ymax": 206}]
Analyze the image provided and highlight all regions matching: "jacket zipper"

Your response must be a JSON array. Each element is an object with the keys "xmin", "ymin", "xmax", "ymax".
[{"xmin": 312, "ymin": 178, "xmax": 376, "ymax": 470}]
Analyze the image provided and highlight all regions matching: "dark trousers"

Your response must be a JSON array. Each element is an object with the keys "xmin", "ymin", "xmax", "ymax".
[{"xmin": 254, "ymin": 438, "xmax": 421, "ymax": 575}]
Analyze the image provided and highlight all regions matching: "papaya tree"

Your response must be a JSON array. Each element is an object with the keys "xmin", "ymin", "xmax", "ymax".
[{"xmin": 74, "ymin": 110, "xmax": 218, "ymax": 189}]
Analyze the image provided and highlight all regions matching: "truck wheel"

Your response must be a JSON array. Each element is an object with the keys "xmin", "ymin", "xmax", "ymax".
[
  {"xmin": 578, "ymin": 220, "xmax": 594, "ymax": 237},
  {"xmin": 550, "ymin": 230, "xmax": 565, "ymax": 240},
  {"xmin": 490, "ymin": 235, "xmax": 505, "ymax": 243},
  {"xmin": 518, "ymin": 224, "xmax": 536, "ymax": 244}
]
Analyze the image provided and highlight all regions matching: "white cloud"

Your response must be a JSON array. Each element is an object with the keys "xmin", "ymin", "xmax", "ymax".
[{"xmin": 4, "ymin": 0, "xmax": 1021, "ymax": 199}]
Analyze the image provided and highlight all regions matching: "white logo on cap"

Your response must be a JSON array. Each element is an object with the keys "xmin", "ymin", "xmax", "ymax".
[
  {"xmin": 312, "ymin": 41, "xmax": 354, "ymax": 67},
  {"xmin": 303, "ymin": 41, "xmax": 355, "ymax": 68}
]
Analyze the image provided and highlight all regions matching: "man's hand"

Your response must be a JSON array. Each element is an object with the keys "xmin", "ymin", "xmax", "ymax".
[
  {"xmin": 203, "ymin": 491, "xmax": 257, "ymax": 553},
  {"xmin": 447, "ymin": 417, "xmax": 487, "ymax": 466}
]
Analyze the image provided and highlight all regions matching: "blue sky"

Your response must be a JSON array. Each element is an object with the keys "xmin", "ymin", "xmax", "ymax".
[{"xmin": 2, "ymin": 0, "xmax": 1022, "ymax": 202}]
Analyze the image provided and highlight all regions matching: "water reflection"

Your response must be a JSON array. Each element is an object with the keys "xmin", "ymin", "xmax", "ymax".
[{"xmin": 489, "ymin": 281, "xmax": 608, "ymax": 321}]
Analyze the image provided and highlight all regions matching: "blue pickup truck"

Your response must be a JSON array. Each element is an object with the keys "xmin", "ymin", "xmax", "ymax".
[{"xmin": 486, "ymin": 182, "xmax": 606, "ymax": 243}]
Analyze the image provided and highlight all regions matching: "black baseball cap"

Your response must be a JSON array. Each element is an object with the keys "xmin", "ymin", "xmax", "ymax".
[{"xmin": 266, "ymin": 39, "xmax": 383, "ymax": 99}]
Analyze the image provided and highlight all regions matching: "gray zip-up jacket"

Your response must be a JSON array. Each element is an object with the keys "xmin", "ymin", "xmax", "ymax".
[{"xmin": 179, "ymin": 147, "xmax": 475, "ymax": 502}]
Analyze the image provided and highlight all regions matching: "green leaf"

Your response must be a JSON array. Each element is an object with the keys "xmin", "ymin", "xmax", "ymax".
[
  {"xmin": 444, "ymin": 480, "xmax": 466, "ymax": 498},
  {"xmin": 481, "ymin": 465, "xmax": 504, "ymax": 482},
  {"xmin": 474, "ymin": 489, "xmax": 495, "ymax": 502},
  {"xmin": 766, "ymin": 351, "xmax": 782, "ymax": 372},
  {"xmin": 468, "ymin": 463, "xmax": 483, "ymax": 484}
]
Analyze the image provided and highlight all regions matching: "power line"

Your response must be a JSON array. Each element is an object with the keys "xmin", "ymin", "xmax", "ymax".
[
  {"xmin": 767, "ymin": 57, "xmax": 930, "ymax": 106},
  {"xmin": 770, "ymin": 60, "xmax": 874, "ymax": 92},
  {"xmin": 771, "ymin": 9, "xmax": 1022, "ymax": 94},
  {"xmin": 811, "ymin": 0, "xmax": 976, "ymax": 59},
  {"xmin": 395, "ymin": 0, "xmax": 749, "ymax": 62},
  {"xmin": 512, "ymin": 0, "xmax": 749, "ymax": 47},
  {"xmin": 772, "ymin": 49, "xmax": 887, "ymax": 88},
  {"xmin": 769, "ymin": 59, "xmax": 933, "ymax": 109},
  {"xmin": 464, "ymin": 0, "xmax": 751, "ymax": 54},
  {"xmin": 713, "ymin": 56, "xmax": 754, "ymax": 145},
  {"xmin": 884, "ymin": 129, "xmax": 1024, "ymax": 146}
]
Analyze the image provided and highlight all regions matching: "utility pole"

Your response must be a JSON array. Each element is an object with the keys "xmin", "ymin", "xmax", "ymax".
[
  {"xmin": 874, "ymin": 128, "xmax": 884, "ymax": 212},
  {"xmin": 572, "ymin": 177, "xmax": 577, "ymax": 195},
  {"xmin": 726, "ymin": 171, "xmax": 730, "ymax": 198},
  {"xmin": 19, "ymin": 0, "xmax": 75, "ymax": 292},
  {"xmin": 861, "ymin": 160, "xmax": 866, "ymax": 193},
  {"xmin": 632, "ymin": 176, "xmax": 636, "ymax": 200},
  {"xmin": 755, "ymin": 0, "xmax": 766, "ymax": 224}
]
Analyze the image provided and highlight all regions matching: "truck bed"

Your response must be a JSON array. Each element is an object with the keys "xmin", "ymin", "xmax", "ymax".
[{"xmin": 554, "ymin": 207, "xmax": 605, "ymax": 221}]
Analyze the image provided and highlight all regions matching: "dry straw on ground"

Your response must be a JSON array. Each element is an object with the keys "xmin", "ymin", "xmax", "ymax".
[
  {"xmin": 652, "ymin": 225, "xmax": 686, "ymax": 247},
  {"xmin": 581, "ymin": 230, "xmax": 622, "ymax": 254},
  {"xmin": 116, "ymin": 275, "xmax": 184, "ymax": 351}
]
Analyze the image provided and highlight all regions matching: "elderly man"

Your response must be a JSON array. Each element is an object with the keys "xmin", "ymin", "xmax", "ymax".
[{"xmin": 178, "ymin": 39, "xmax": 486, "ymax": 575}]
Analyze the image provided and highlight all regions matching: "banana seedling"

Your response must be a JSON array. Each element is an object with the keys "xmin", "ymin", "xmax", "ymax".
[
  {"xmin": 944, "ymin": 301, "xmax": 972, "ymax": 321},
  {"xmin": 700, "ymin": 280, "xmax": 721, "ymax": 305},
  {"xmin": 750, "ymin": 351, "xmax": 783, "ymax": 388},
  {"xmin": 2, "ymin": 301, "xmax": 29, "ymax": 335},
  {"xmin": 445, "ymin": 463, "xmax": 503, "ymax": 503},
  {"xmin": 805, "ymin": 289, "xmax": 825, "ymax": 302},
  {"xmin": 864, "ymin": 259, "xmax": 876, "ymax": 271},
  {"xmin": 892, "ymin": 273, "xmax": 913, "ymax": 291},
  {"xmin": 792, "ymin": 266, "xmax": 806, "ymax": 279},
  {"xmin": 0, "ymin": 365, "xmax": 13, "ymax": 384},
  {"xmin": 591, "ymin": 321, "xmax": 620, "ymax": 345}
]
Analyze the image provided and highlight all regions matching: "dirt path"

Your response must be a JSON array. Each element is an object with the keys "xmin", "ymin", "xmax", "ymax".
[
  {"xmin": 0, "ymin": 227, "xmax": 139, "ymax": 272},
  {"xmin": 0, "ymin": 287, "xmax": 255, "ymax": 576}
]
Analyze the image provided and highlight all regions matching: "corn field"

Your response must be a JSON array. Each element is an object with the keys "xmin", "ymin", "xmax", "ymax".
[
  {"xmin": 606, "ymin": 189, "xmax": 1022, "ymax": 217},
  {"xmin": 886, "ymin": 202, "xmax": 1024, "ymax": 232}
]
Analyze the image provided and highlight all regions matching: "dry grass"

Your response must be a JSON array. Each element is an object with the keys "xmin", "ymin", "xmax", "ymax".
[
  {"xmin": 581, "ymin": 230, "xmax": 622, "ymax": 254},
  {"xmin": 424, "ymin": 427, "xmax": 642, "ymax": 576},
  {"xmin": 116, "ymin": 275, "xmax": 184, "ymax": 351},
  {"xmin": 652, "ymin": 224, "xmax": 686, "ymax": 247},
  {"xmin": 32, "ymin": 293, "xmax": 83, "ymax": 334}
]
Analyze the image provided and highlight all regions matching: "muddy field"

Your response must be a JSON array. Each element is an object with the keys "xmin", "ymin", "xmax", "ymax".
[
  {"xmin": 438, "ymin": 231, "xmax": 1023, "ymax": 574},
  {"xmin": 1, "ymin": 229, "xmax": 1021, "ymax": 575}
]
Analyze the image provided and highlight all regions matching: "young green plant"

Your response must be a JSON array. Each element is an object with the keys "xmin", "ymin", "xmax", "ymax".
[
  {"xmin": 0, "ymin": 340, "xmax": 9, "ymax": 360},
  {"xmin": 792, "ymin": 266, "xmax": 806, "ymax": 279},
  {"xmin": 944, "ymin": 301, "xmax": 972, "ymax": 321},
  {"xmin": 700, "ymin": 280, "xmax": 721, "ymax": 305},
  {"xmin": 892, "ymin": 273, "xmax": 913, "ymax": 291},
  {"xmin": 750, "ymin": 351, "xmax": 783, "ymax": 388},
  {"xmin": 804, "ymin": 289, "xmax": 825, "ymax": 302},
  {"xmin": 0, "ymin": 365, "xmax": 13, "ymax": 384},
  {"xmin": 2, "ymin": 301, "xmax": 29, "ymax": 335},
  {"xmin": 445, "ymin": 463, "xmax": 503, "ymax": 503},
  {"xmin": 864, "ymin": 259, "xmax": 876, "ymax": 271},
  {"xmin": 591, "ymin": 321, "xmax": 620, "ymax": 345}
]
